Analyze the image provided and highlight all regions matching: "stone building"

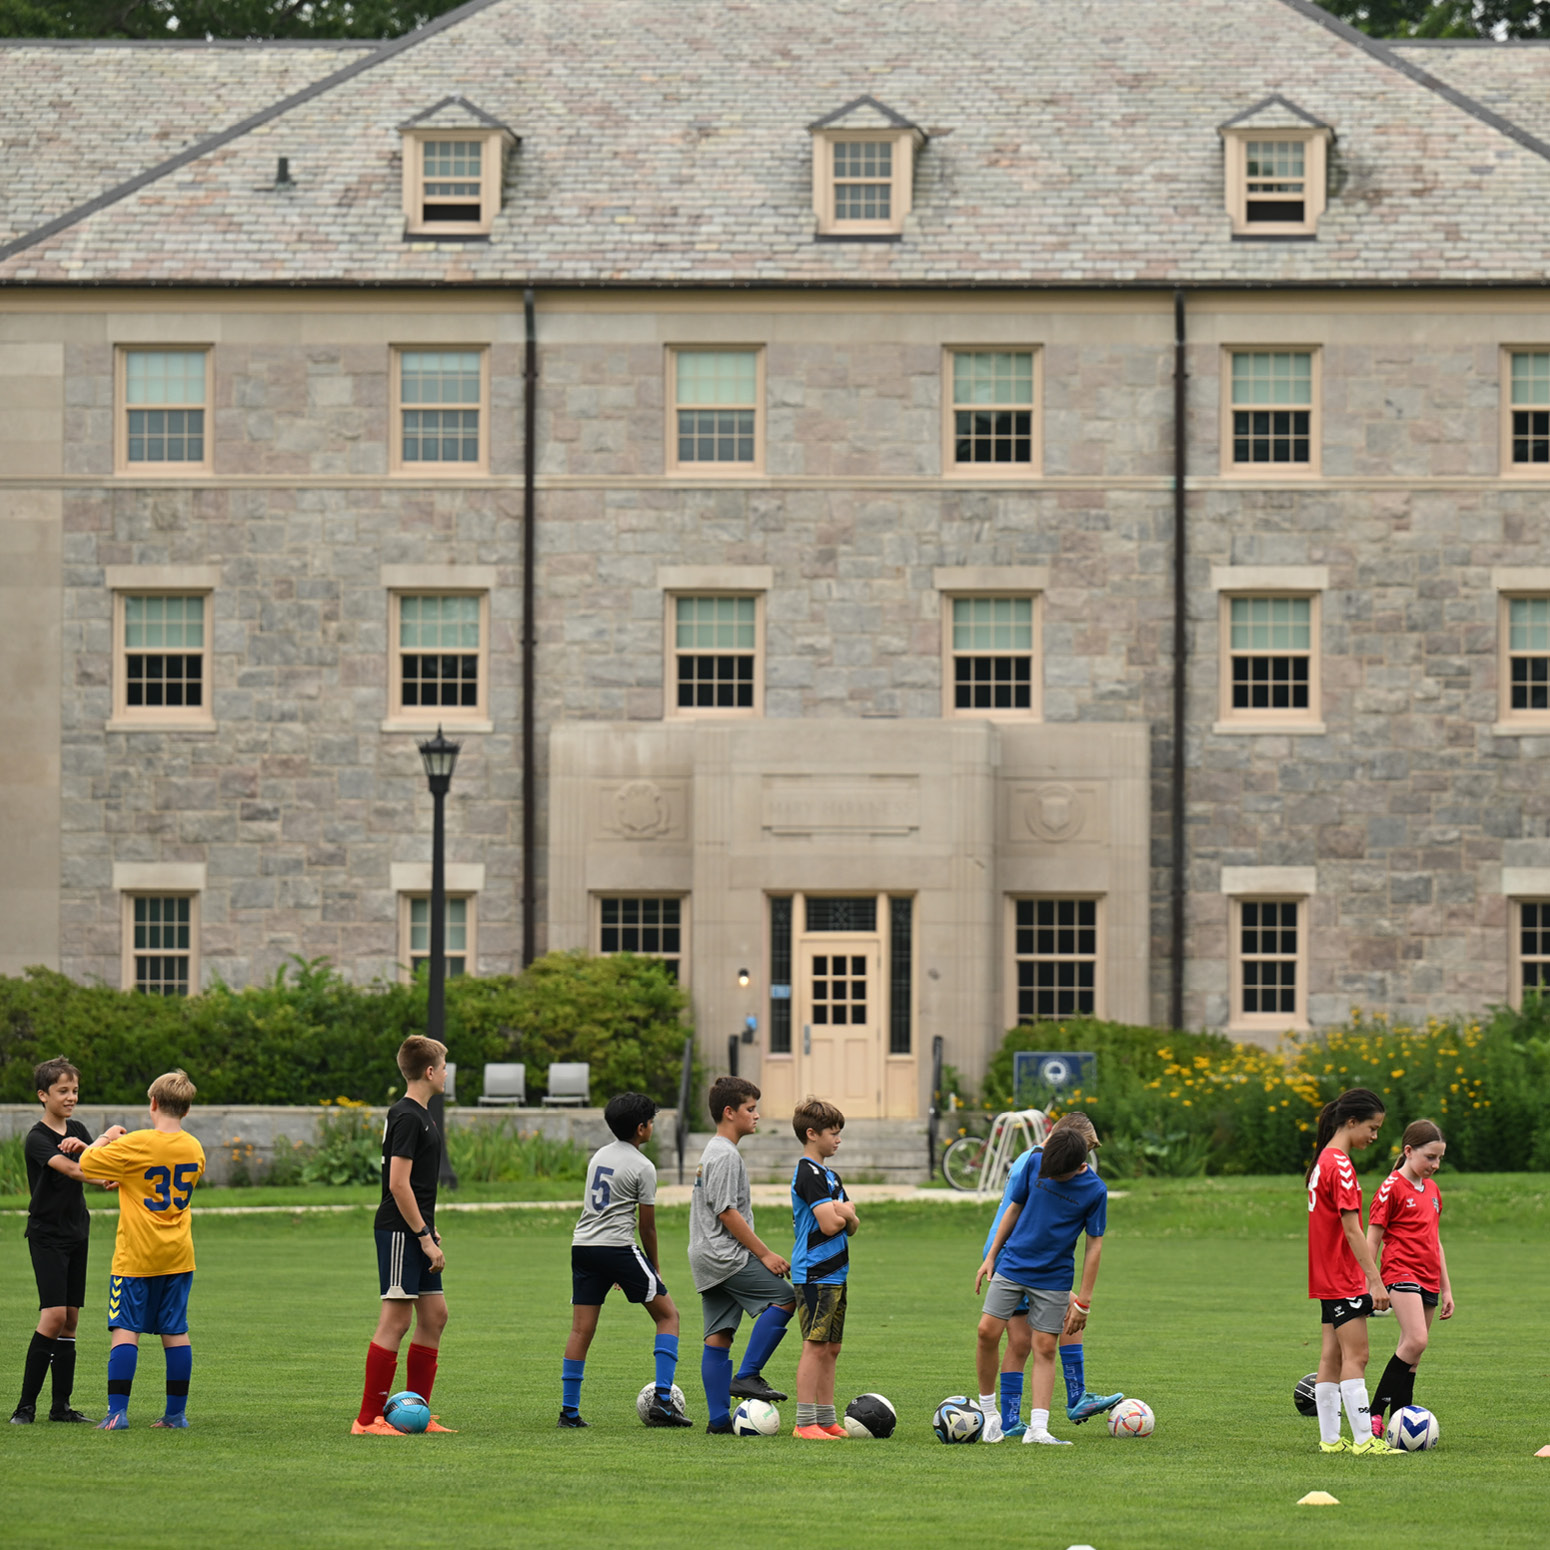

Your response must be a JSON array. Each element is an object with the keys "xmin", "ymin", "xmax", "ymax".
[{"xmin": 4, "ymin": 0, "xmax": 1550, "ymax": 1114}]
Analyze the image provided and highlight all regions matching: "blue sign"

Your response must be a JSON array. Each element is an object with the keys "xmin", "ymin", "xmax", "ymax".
[{"xmin": 1013, "ymin": 1051, "xmax": 1096, "ymax": 1105}]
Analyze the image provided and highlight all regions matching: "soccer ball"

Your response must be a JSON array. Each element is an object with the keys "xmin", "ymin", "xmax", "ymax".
[
  {"xmin": 1107, "ymin": 1398, "xmax": 1155, "ymax": 1438},
  {"xmin": 843, "ymin": 1392, "xmax": 897, "ymax": 1439},
  {"xmin": 635, "ymin": 1382, "xmax": 687, "ymax": 1424},
  {"xmin": 932, "ymin": 1395, "xmax": 984, "ymax": 1444},
  {"xmin": 383, "ymin": 1390, "xmax": 430, "ymax": 1434},
  {"xmin": 732, "ymin": 1398, "xmax": 780, "ymax": 1436},
  {"xmin": 1386, "ymin": 1404, "xmax": 1440, "ymax": 1451},
  {"xmin": 1294, "ymin": 1372, "xmax": 1319, "ymax": 1418}
]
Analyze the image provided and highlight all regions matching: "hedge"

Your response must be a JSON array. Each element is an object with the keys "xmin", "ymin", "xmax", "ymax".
[{"xmin": 0, "ymin": 951, "xmax": 692, "ymax": 1109}]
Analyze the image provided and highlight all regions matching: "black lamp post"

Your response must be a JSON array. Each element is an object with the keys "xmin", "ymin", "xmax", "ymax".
[{"xmin": 417, "ymin": 725, "xmax": 462, "ymax": 1188}]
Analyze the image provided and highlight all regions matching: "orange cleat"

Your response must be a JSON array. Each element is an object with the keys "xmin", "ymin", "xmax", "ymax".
[
  {"xmin": 792, "ymin": 1423, "xmax": 841, "ymax": 1440},
  {"xmin": 821, "ymin": 1424, "xmax": 849, "ymax": 1438},
  {"xmin": 351, "ymin": 1416, "xmax": 407, "ymax": 1436},
  {"xmin": 424, "ymin": 1417, "xmax": 459, "ymax": 1433}
]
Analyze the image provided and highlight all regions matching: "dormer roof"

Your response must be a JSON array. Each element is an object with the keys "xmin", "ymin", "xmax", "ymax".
[
  {"xmin": 808, "ymin": 95, "xmax": 926, "ymax": 140},
  {"xmin": 1219, "ymin": 94, "xmax": 1333, "ymax": 136},
  {"xmin": 398, "ymin": 94, "xmax": 518, "ymax": 140}
]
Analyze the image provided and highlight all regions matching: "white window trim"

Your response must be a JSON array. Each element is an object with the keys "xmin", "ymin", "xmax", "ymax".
[
  {"xmin": 1220, "ymin": 346, "xmax": 1322, "ymax": 478},
  {"xmin": 106, "ymin": 573, "xmax": 218, "ymax": 733},
  {"xmin": 114, "ymin": 345, "xmax": 213, "ymax": 476},
  {"xmin": 1221, "ymin": 128, "xmax": 1329, "ymax": 237},
  {"xmin": 400, "ymin": 128, "xmax": 508, "ymax": 237},
  {"xmin": 811, "ymin": 128, "xmax": 921, "ymax": 236},
  {"xmin": 664, "ymin": 590, "xmax": 766, "ymax": 719},
  {"xmin": 942, "ymin": 346, "xmax": 1044, "ymax": 477},
  {"xmin": 1211, "ymin": 567, "xmax": 1327, "ymax": 734}
]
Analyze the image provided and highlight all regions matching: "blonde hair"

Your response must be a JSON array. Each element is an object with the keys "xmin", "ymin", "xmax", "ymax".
[
  {"xmin": 148, "ymin": 1069, "xmax": 196, "ymax": 1118},
  {"xmin": 1051, "ymin": 1110, "xmax": 1100, "ymax": 1149},
  {"xmin": 396, "ymin": 1036, "xmax": 447, "ymax": 1084}
]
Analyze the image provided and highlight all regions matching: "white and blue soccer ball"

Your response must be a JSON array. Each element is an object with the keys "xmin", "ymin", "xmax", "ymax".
[
  {"xmin": 731, "ymin": 1398, "xmax": 780, "ymax": 1436},
  {"xmin": 635, "ymin": 1382, "xmax": 687, "ymax": 1424},
  {"xmin": 1386, "ymin": 1404, "xmax": 1439, "ymax": 1451},
  {"xmin": 933, "ymin": 1395, "xmax": 984, "ymax": 1444},
  {"xmin": 383, "ymin": 1390, "xmax": 430, "ymax": 1434}
]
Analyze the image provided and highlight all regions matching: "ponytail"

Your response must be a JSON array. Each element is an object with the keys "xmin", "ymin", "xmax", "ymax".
[{"xmin": 1304, "ymin": 1086, "xmax": 1386, "ymax": 1182}]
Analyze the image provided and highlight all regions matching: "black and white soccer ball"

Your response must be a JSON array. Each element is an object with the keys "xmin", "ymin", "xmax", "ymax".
[
  {"xmin": 636, "ymin": 1382, "xmax": 687, "ymax": 1424},
  {"xmin": 843, "ymin": 1392, "xmax": 897, "ymax": 1439},
  {"xmin": 1294, "ymin": 1372, "xmax": 1319, "ymax": 1418},
  {"xmin": 932, "ymin": 1395, "xmax": 984, "ymax": 1444}
]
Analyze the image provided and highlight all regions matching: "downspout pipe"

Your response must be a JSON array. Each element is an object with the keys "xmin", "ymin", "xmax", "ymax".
[
  {"xmin": 1169, "ymin": 289, "xmax": 1188, "ymax": 1031},
  {"xmin": 522, "ymin": 286, "xmax": 538, "ymax": 968}
]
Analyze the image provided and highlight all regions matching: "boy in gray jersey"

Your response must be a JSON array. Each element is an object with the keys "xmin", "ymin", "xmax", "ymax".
[
  {"xmin": 689, "ymin": 1076, "xmax": 795, "ymax": 1434},
  {"xmin": 560, "ymin": 1092, "xmax": 690, "ymax": 1429}
]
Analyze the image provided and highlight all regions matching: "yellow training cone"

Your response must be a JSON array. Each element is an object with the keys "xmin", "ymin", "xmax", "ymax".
[{"xmin": 1297, "ymin": 1492, "xmax": 1340, "ymax": 1506}]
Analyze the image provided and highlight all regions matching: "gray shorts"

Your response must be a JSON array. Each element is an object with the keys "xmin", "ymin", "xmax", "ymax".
[
  {"xmin": 699, "ymin": 1256, "xmax": 795, "ymax": 1340},
  {"xmin": 983, "ymin": 1274, "xmax": 1068, "ymax": 1334}
]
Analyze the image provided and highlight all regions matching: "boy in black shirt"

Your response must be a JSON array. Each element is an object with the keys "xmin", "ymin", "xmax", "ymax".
[
  {"xmin": 352, "ymin": 1036, "xmax": 455, "ymax": 1434},
  {"xmin": 11, "ymin": 1056, "xmax": 124, "ymax": 1424}
]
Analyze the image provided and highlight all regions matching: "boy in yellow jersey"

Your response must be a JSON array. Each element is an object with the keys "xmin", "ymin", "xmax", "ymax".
[{"xmin": 69, "ymin": 1070, "xmax": 204, "ymax": 1430}]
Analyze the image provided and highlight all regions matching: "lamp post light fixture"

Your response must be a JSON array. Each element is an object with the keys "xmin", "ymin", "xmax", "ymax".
[{"xmin": 417, "ymin": 725, "xmax": 462, "ymax": 1188}]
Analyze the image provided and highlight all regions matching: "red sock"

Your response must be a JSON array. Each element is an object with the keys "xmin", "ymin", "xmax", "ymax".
[
  {"xmin": 407, "ymin": 1342, "xmax": 438, "ymax": 1405},
  {"xmin": 358, "ymin": 1342, "xmax": 398, "ymax": 1426}
]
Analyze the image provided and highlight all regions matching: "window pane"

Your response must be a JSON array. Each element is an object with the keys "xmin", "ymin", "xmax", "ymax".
[
  {"xmin": 597, "ymin": 896, "xmax": 683, "ymax": 981},
  {"xmin": 401, "ymin": 352, "xmax": 482, "ymax": 406},
  {"xmin": 953, "ymin": 351, "xmax": 1034, "ymax": 407},
  {"xmin": 676, "ymin": 595, "xmax": 756, "ymax": 650},
  {"xmin": 401, "ymin": 595, "xmax": 480, "ymax": 650},
  {"xmin": 675, "ymin": 350, "xmax": 757, "ymax": 406},
  {"xmin": 125, "ymin": 350, "xmax": 205, "ymax": 406},
  {"xmin": 1015, "ymin": 897, "xmax": 1098, "ymax": 1021},
  {"xmin": 1245, "ymin": 140, "xmax": 1305, "ymax": 187},
  {"xmin": 952, "ymin": 596, "xmax": 1033, "ymax": 651},
  {"xmin": 1230, "ymin": 596, "xmax": 1311, "ymax": 652},
  {"xmin": 422, "ymin": 139, "xmax": 481, "ymax": 196},
  {"xmin": 1512, "ymin": 352, "xmax": 1550, "ymax": 408},
  {"xmin": 1231, "ymin": 352, "xmax": 1312, "ymax": 407}
]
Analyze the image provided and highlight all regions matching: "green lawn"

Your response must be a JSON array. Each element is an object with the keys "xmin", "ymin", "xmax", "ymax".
[{"xmin": 1, "ymin": 1177, "xmax": 1546, "ymax": 1549}]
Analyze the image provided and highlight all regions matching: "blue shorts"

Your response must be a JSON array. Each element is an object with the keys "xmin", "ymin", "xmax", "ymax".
[
  {"xmin": 108, "ymin": 1271, "xmax": 193, "ymax": 1336},
  {"xmin": 376, "ymin": 1228, "xmax": 443, "ymax": 1301}
]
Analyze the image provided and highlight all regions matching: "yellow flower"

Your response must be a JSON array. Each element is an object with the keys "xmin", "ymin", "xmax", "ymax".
[{"xmin": 1390, "ymin": 1069, "xmax": 1404, "ymax": 1079}]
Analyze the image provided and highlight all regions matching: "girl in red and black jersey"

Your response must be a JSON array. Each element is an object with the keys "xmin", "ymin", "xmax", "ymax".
[
  {"xmin": 1305, "ymin": 1088, "xmax": 1399, "ymax": 1454},
  {"xmin": 1365, "ymin": 1119, "xmax": 1453, "ymax": 1436}
]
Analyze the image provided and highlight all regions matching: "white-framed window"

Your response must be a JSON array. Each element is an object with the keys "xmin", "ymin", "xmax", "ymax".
[
  {"xmin": 1230, "ymin": 896, "xmax": 1307, "ymax": 1031},
  {"xmin": 943, "ymin": 594, "xmax": 1040, "ymax": 718},
  {"xmin": 1514, "ymin": 899, "xmax": 1550, "ymax": 1006},
  {"xmin": 122, "ymin": 894, "xmax": 198, "ymax": 997},
  {"xmin": 667, "ymin": 348, "xmax": 764, "ymax": 473},
  {"xmin": 388, "ymin": 591, "xmax": 488, "ymax": 722},
  {"xmin": 391, "ymin": 348, "xmax": 488, "ymax": 473},
  {"xmin": 808, "ymin": 102, "xmax": 923, "ymax": 237},
  {"xmin": 668, "ymin": 593, "xmax": 762, "ymax": 716},
  {"xmin": 1224, "ymin": 349, "xmax": 1319, "ymax": 473},
  {"xmin": 1220, "ymin": 117, "xmax": 1329, "ymax": 237},
  {"xmin": 1504, "ymin": 349, "xmax": 1550, "ymax": 470},
  {"xmin": 595, "ymin": 895, "xmax": 686, "ymax": 982},
  {"xmin": 400, "ymin": 124, "xmax": 510, "ymax": 236},
  {"xmin": 1220, "ymin": 593, "xmax": 1319, "ymax": 725},
  {"xmin": 111, "ymin": 590, "xmax": 213, "ymax": 728},
  {"xmin": 1501, "ymin": 593, "xmax": 1550, "ymax": 726},
  {"xmin": 1011, "ymin": 897, "xmax": 1101, "ymax": 1022},
  {"xmin": 116, "ymin": 348, "xmax": 210, "ymax": 473},
  {"xmin": 399, "ymin": 894, "xmax": 475, "ymax": 981},
  {"xmin": 945, "ymin": 349, "xmax": 1040, "ymax": 474}
]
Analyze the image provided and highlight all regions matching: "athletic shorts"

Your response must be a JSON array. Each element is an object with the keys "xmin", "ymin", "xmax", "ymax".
[
  {"xmin": 796, "ymin": 1282, "xmax": 847, "ymax": 1344},
  {"xmin": 984, "ymin": 1274, "xmax": 1068, "ymax": 1334},
  {"xmin": 29, "ymin": 1237, "xmax": 88, "ymax": 1310},
  {"xmin": 1320, "ymin": 1293, "xmax": 1374, "ymax": 1328},
  {"xmin": 571, "ymin": 1243, "xmax": 667, "ymax": 1306},
  {"xmin": 699, "ymin": 1257, "xmax": 794, "ymax": 1340},
  {"xmin": 1386, "ymin": 1281, "xmax": 1439, "ymax": 1309},
  {"xmin": 108, "ymin": 1271, "xmax": 192, "ymax": 1336},
  {"xmin": 375, "ymin": 1228, "xmax": 444, "ymax": 1301}
]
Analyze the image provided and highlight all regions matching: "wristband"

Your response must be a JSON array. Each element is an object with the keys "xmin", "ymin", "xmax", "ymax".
[
  {"xmin": 1071, "ymin": 1297, "xmax": 1090, "ymax": 1312},
  {"xmin": 415, "ymin": 1225, "xmax": 432, "ymax": 1237}
]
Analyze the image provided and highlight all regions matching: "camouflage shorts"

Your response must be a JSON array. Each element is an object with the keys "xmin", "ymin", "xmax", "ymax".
[{"xmin": 796, "ymin": 1280, "xmax": 847, "ymax": 1344}]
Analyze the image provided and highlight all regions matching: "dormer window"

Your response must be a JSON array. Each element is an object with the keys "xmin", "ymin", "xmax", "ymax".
[
  {"xmin": 1220, "ymin": 96, "xmax": 1331, "ymax": 238},
  {"xmin": 809, "ymin": 95, "xmax": 926, "ymax": 238},
  {"xmin": 399, "ymin": 97, "xmax": 518, "ymax": 238}
]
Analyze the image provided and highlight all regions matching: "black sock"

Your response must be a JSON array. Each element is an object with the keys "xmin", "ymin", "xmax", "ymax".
[
  {"xmin": 49, "ymin": 1337, "xmax": 76, "ymax": 1414},
  {"xmin": 1372, "ymin": 1353, "xmax": 1410, "ymax": 1418},
  {"xmin": 1395, "ymin": 1363, "xmax": 1417, "ymax": 1412},
  {"xmin": 18, "ymin": 1333, "xmax": 55, "ymax": 1411}
]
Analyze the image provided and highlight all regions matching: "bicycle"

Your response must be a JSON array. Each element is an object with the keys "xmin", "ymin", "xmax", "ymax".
[{"xmin": 941, "ymin": 1107, "xmax": 1049, "ymax": 1193}]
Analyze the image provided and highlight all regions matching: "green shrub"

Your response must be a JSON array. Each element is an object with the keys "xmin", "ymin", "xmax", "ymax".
[
  {"xmin": 445, "ymin": 1122, "xmax": 589, "ymax": 1184},
  {"xmin": 0, "ymin": 1136, "xmax": 27, "ymax": 1196},
  {"xmin": 299, "ymin": 1102, "xmax": 382, "ymax": 1187}
]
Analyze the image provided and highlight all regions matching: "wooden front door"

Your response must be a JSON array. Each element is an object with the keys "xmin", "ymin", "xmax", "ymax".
[{"xmin": 798, "ymin": 937, "xmax": 882, "ymax": 1118}]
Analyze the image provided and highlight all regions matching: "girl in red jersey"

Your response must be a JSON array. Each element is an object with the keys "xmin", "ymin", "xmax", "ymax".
[
  {"xmin": 1365, "ymin": 1119, "xmax": 1453, "ymax": 1436},
  {"xmin": 1305, "ymin": 1088, "xmax": 1399, "ymax": 1455}
]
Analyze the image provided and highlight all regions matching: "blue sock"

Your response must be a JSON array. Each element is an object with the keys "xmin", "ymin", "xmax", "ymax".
[
  {"xmin": 653, "ymin": 1333, "xmax": 679, "ymax": 1399},
  {"xmin": 702, "ymin": 1344, "xmax": 733, "ymax": 1426},
  {"xmin": 1061, "ymin": 1343, "xmax": 1085, "ymax": 1408},
  {"xmin": 561, "ymin": 1357, "xmax": 585, "ymax": 1414},
  {"xmin": 107, "ymin": 1343, "xmax": 137, "ymax": 1418},
  {"xmin": 1000, "ymin": 1370, "xmax": 1024, "ymax": 1429},
  {"xmin": 734, "ymin": 1304, "xmax": 792, "ymax": 1379},
  {"xmin": 163, "ymin": 1345, "xmax": 192, "ymax": 1420}
]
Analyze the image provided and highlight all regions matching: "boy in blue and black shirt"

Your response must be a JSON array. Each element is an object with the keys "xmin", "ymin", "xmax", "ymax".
[{"xmin": 789, "ymin": 1097, "xmax": 858, "ymax": 1440}]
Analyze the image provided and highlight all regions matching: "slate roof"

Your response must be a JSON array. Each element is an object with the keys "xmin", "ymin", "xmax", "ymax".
[
  {"xmin": 0, "ymin": 40, "xmax": 380, "ymax": 245},
  {"xmin": 1390, "ymin": 40, "xmax": 1550, "ymax": 147},
  {"xmin": 5, "ymin": 0, "xmax": 1550, "ymax": 287}
]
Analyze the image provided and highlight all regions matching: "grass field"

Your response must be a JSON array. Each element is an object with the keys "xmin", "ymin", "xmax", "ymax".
[{"xmin": 2, "ymin": 1176, "xmax": 1547, "ymax": 1549}]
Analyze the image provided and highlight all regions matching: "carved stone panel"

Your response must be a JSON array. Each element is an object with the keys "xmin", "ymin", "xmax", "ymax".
[
  {"xmin": 761, "ymin": 775, "xmax": 920, "ymax": 838},
  {"xmin": 1005, "ymin": 782, "xmax": 1106, "ymax": 847},
  {"xmin": 594, "ymin": 779, "xmax": 688, "ymax": 842}
]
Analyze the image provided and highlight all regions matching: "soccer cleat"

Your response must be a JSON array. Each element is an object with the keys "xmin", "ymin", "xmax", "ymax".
[
  {"xmin": 981, "ymin": 1412, "xmax": 1005, "ymax": 1444},
  {"xmin": 49, "ymin": 1407, "xmax": 96, "ymax": 1424},
  {"xmin": 821, "ymin": 1424, "xmax": 849, "ymax": 1438},
  {"xmin": 705, "ymin": 1416, "xmax": 735, "ymax": 1435},
  {"xmin": 95, "ymin": 1411, "xmax": 130, "ymax": 1431},
  {"xmin": 1022, "ymin": 1428, "xmax": 1073, "ymax": 1445},
  {"xmin": 792, "ymin": 1423, "xmax": 841, "ymax": 1439},
  {"xmin": 556, "ymin": 1410, "xmax": 589, "ymax": 1430},
  {"xmin": 424, "ymin": 1417, "xmax": 458, "ymax": 1433},
  {"xmin": 643, "ymin": 1400, "xmax": 693, "ymax": 1429},
  {"xmin": 9, "ymin": 1405, "xmax": 35, "ymax": 1425},
  {"xmin": 729, "ymin": 1373, "xmax": 787, "ymax": 1403},
  {"xmin": 1353, "ymin": 1436, "xmax": 1404, "ymax": 1456},
  {"xmin": 1003, "ymin": 1421, "xmax": 1028, "ymax": 1440},
  {"xmin": 1371, "ymin": 1415, "xmax": 1386, "ymax": 1438},
  {"xmin": 151, "ymin": 1415, "xmax": 190, "ymax": 1429},
  {"xmin": 351, "ymin": 1416, "xmax": 407, "ymax": 1435},
  {"xmin": 1319, "ymin": 1438, "xmax": 1351, "ymax": 1454},
  {"xmin": 1068, "ymin": 1389, "xmax": 1124, "ymax": 1424}
]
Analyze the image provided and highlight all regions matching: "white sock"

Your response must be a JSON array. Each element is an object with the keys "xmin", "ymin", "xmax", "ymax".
[
  {"xmin": 979, "ymin": 1392, "xmax": 997, "ymax": 1415},
  {"xmin": 1029, "ymin": 1407, "xmax": 1050, "ymax": 1434},
  {"xmin": 1315, "ymin": 1382, "xmax": 1342, "ymax": 1445},
  {"xmin": 1339, "ymin": 1378, "xmax": 1372, "ymax": 1442}
]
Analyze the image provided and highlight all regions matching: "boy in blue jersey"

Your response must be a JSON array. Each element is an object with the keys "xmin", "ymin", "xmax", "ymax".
[
  {"xmin": 789, "ymin": 1098, "xmax": 858, "ymax": 1440},
  {"xmin": 974, "ymin": 1124, "xmax": 1105, "ymax": 1446},
  {"xmin": 979, "ymin": 1112, "xmax": 1122, "ymax": 1439}
]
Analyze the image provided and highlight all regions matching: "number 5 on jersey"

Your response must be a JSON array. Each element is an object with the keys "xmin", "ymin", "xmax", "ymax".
[
  {"xmin": 144, "ymin": 1162, "xmax": 200, "ymax": 1212},
  {"xmin": 589, "ymin": 1165, "xmax": 614, "ymax": 1212}
]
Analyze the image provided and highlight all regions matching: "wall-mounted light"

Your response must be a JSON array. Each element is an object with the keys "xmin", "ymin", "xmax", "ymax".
[{"xmin": 737, "ymin": 967, "xmax": 750, "ymax": 988}]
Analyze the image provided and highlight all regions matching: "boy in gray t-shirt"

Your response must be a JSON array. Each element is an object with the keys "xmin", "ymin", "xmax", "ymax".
[
  {"xmin": 690, "ymin": 1076, "xmax": 796, "ymax": 1434},
  {"xmin": 559, "ymin": 1093, "xmax": 690, "ymax": 1429}
]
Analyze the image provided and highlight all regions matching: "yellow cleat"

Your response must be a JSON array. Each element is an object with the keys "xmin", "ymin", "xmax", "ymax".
[
  {"xmin": 1352, "ymin": 1436, "xmax": 1404, "ymax": 1456},
  {"xmin": 1318, "ymin": 1438, "xmax": 1350, "ymax": 1454}
]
